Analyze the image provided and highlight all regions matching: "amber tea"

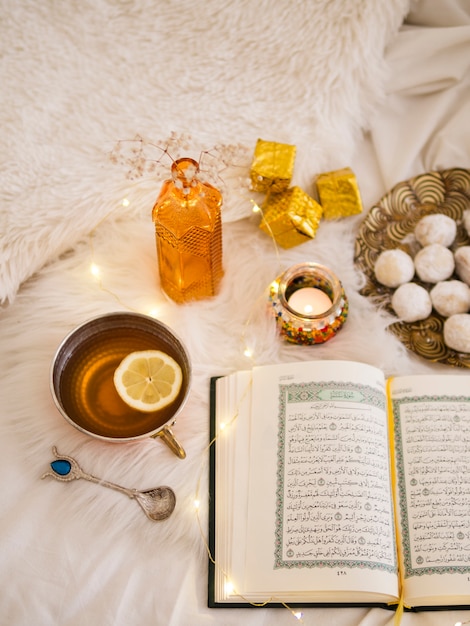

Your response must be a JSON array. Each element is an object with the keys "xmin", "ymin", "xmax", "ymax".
[{"xmin": 51, "ymin": 313, "xmax": 191, "ymax": 444}]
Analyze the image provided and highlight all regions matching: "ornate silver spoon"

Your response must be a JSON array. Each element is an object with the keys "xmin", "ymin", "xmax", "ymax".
[{"xmin": 42, "ymin": 446, "xmax": 176, "ymax": 521}]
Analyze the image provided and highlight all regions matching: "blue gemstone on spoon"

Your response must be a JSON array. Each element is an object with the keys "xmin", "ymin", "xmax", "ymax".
[{"xmin": 51, "ymin": 459, "xmax": 72, "ymax": 476}]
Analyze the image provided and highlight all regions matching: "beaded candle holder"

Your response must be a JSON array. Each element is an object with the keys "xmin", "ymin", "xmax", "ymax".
[{"xmin": 269, "ymin": 263, "xmax": 348, "ymax": 345}]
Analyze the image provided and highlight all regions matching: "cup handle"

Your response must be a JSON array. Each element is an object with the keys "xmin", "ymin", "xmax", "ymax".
[{"xmin": 153, "ymin": 425, "xmax": 186, "ymax": 459}]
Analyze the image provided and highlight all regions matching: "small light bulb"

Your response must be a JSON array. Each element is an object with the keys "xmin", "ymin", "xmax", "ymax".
[
  {"xmin": 194, "ymin": 499, "xmax": 200, "ymax": 510},
  {"xmin": 122, "ymin": 198, "xmax": 130, "ymax": 207},
  {"xmin": 90, "ymin": 263, "xmax": 100, "ymax": 277},
  {"xmin": 243, "ymin": 347, "xmax": 253, "ymax": 358},
  {"xmin": 224, "ymin": 581, "xmax": 235, "ymax": 595},
  {"xmin": 252, "ymin": 203, "xmax": 261, "ymax": 213},
  {"xmin": 294, "ymin": 611, "xmax": 303, "ymax": 620}
]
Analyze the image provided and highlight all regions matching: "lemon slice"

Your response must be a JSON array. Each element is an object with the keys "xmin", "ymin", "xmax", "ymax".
[{"xmin": 113, "ymin": 350, "xmax": 183, "ymax": 412}]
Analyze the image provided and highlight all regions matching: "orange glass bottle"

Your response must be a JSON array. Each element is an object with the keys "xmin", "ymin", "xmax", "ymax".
[{"xmin": 152, "ymin": 158, "xmax": 224, "ymax": 303}]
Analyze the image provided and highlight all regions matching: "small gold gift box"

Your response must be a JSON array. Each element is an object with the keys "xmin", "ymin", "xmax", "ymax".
[
  {"xmin": 250, "ymin": 139, "xmax": 296, "ymax": 193},
  {"xmin": 259, "ymin": 186, "xmax": 323, "ymax": 248},
  {"xmin": 315, "ymin": 167, "xmax": 363, "ymax": 220}
]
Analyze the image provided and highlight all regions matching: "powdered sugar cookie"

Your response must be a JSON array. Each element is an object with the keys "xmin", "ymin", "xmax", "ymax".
[
  {"xmin": 414, "ymin": 213, "xmax": 456, "ymax": 247},
  {"xmin": 454, "ymin": 246, "xmax": 470, "ymax": 285},
  {"xmin": 430, "ymin": 280, "xmax": 470, "ymax": 317},
  {"xmin": 443, "ymin": 313, "xmax": 470, "ymax": 353},
  {"xmin": 414, "ymin": 244, "xmax": 454, "ymax": 283},
  {"xmin": 391, "ymin": 282, "xmax": 432, "ymax": 322},
  {"xmin": 374, "ymin": 249, "xmax": 415, "ymax": 288}
]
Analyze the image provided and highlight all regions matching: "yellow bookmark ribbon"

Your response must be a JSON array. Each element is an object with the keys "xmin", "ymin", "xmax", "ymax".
[{"xmin": 386, "ymin": 377, "xmax": 411, "ymax": 624}]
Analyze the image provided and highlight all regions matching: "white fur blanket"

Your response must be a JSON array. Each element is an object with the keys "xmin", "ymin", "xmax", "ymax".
[
  {"xmin": 2, "ymin": 1, "xmax": 470, "ymax": 625},
  {"xmin": 1, "ymin": 0, "xmax": 409, "ymax": 305}
]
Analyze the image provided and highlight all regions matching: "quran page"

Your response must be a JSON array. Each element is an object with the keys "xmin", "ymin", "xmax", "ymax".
[
  {"xmin": 389, "ymin": 374, "xmax": 470, "ymax": 609},
  {"xmin": 242, "ymin": 360, "xmax": 399, "ymax": 604},
  {"xmin": 211, "ymin": 370, "xmax": 254, "ymax": 605}
]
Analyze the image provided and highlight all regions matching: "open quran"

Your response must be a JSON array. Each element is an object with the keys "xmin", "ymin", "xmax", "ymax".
[{"xmin": 209, "ymin": 360, "xmax": 470, "ymax": 611}]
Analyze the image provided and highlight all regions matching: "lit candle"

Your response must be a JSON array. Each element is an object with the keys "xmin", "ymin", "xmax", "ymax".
[
  {"xmin": 288, "ymin": 287, "xmax": 332, "ymax": 315},
  {"xmin": 269, "ymin": 262, "xmax": 348, "ymax": 344}
]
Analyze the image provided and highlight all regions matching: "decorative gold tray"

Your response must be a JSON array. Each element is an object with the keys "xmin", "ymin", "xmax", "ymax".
[{"xmin": 354, "ymin": 168, "xmax": 470, "ymax": 368}]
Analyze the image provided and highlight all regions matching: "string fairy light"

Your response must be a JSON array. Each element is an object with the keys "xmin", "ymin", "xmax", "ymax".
[
  {"xmin": 91, "ymin": 144, "xmax": 307, "ymax": 615},
  {"xmin": 84, "ymin": 189, "xmax": 302, "ymax": 621},
  {"xmin": 84, "ymin": 136, "xmax": 470, "ymax": 626},
  {"xmin": 224, "ymin": 580, "xmax": 235, "ymax": 595},
  {"xmin": 106, "ymin": 139, "xmax": 302, "ymax": 619},
  {"xmin": 86, "ymin": 166, "xmax": 457, "ymax": 626}
]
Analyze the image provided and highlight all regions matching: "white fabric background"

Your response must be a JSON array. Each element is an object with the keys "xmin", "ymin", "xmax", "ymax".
[{"xmin": 1, "ymin": 1, "xmax": 470, "ymax": 625}]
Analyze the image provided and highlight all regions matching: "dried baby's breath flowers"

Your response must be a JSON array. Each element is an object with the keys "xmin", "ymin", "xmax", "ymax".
[{"xmin": 109, "ymin": 132, "xmax": 250, "ymax": 192}]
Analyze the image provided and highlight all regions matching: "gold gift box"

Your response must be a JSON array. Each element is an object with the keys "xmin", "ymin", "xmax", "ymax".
[
  {"xmin": 250, "ymin": 139, "xmax": 296, "ymax": 193},
  {"xmin": 315, "ymin": 167, "xmax": 363, "ymax": 220},
  {"xmin": 259, "ymin": 186, "xmax": 323, "ymax": 248}
]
